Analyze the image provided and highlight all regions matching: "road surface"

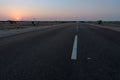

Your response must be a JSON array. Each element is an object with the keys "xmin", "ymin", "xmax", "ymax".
[{"xmin": 0, "ymin": 23, "xmax": 120, "ymax": 80}]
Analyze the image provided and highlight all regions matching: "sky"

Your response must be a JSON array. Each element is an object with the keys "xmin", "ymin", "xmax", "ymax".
[{"xmin": 0, "ymin": 0, "xmax": 120, "ymax": 21}]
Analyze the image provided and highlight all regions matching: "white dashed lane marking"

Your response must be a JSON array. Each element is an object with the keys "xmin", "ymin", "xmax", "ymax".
[{"xmin": 71, "ymin": 35, "xmax": 78, "ymax": 60}]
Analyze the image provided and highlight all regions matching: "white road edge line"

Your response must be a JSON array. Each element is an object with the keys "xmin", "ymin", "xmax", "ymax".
[{"xmin": 71, "ymin": 35, "xmax": 78, "ymax": 60}]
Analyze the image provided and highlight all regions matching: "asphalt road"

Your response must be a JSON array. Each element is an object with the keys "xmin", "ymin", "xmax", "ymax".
[{"xmin": 0, "ymin": 23, "xmax": 120, "ymax": 80}]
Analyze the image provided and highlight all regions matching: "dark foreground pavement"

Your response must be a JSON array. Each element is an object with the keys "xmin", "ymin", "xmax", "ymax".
[{"xmin": 0, "ymin": 23, "xmax": 120, "ymax": 80}]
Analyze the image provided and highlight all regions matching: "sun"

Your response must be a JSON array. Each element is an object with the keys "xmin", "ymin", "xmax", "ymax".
[{"xmin": 16, "ymin": 17, "xmax": 20, "ymax": 21}]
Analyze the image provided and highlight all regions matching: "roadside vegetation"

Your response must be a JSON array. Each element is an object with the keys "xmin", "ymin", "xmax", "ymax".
[
  {"xmin": 0, "ymin": 21, "xmax": 120, "ymax": 30},
  {"xmin": 0, "ymin": 21, "xmax": 70, "ymax": 30},
  {"xmin": 80, "ymin": 21, "xmax": 120, "ymax": 27},
  {"xmin": 95, "ymin": 21, "xmax": 120, "ymax": 27}
]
